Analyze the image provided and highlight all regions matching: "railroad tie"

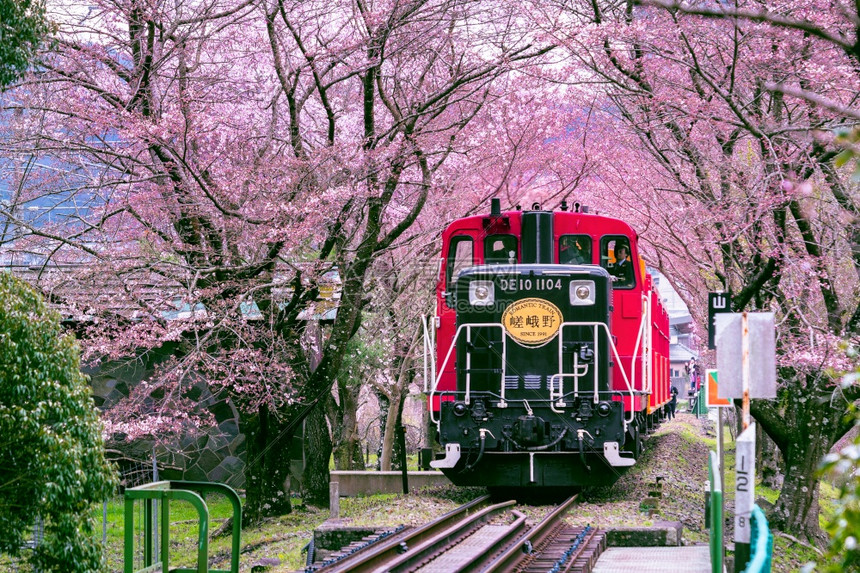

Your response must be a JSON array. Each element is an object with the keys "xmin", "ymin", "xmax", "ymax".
[
  {"xmin": 307, "ymin": 526, "xmax": 404, "ymax": 571},
  {"xmin": 520, "ymin": 526, "xmax": 606, "ymax": 573}
]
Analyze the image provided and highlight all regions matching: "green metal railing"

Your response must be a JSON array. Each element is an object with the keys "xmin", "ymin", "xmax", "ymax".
[
  {"xmin": 743, "ymin": 505, "xmax": 773, "ymax": 573},
  {"xmin": 708, "ymin": 451, "xmax": 723, "ymax": 573},
  {"xmin": 124, "ymin": 480, "xmax": 242, "ymax": 573},
  {"xmin": 695, "ymin": 384, "xmax": 708, "ymax": 416}
]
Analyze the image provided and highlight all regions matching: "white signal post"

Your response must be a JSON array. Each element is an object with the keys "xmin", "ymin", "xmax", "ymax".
[
  {"xmin": 734, "ymin": 423, "xmax": 756, "ymax": 570},
  {"xmin": 742, "ymin": 311, "xmax": 750, "ymax": 430}
]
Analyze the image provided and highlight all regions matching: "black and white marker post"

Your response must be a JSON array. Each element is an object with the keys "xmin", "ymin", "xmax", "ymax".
[{"xmin": 734, "ymin": 422, "xmax": 756, "ymax": 570}]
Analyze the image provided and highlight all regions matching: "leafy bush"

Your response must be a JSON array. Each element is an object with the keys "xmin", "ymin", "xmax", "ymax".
[
  {"xmin": 816, "ymin": 396, "xmax": 860, "ymax": 572},
  {"xmin": 0, "ymin": 272, "xmax": 117, "ymax": 571},
  {"xmin": 0, "ymin": 0, "xmax": 52, "ymax": 87}
]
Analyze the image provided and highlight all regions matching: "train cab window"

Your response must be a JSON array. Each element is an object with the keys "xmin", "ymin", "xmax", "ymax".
[
  {"xmin": 601, "ymin": 236, "xmax": 636, "ymax": 289},
  {"xmin": 446, "ymin": 236, "xmax": 474, "ymax": 288},
  {"xmin": 484, "ymin": 234, "xmax": 517, "ymax": 265},
  {"xmin": 559, "ymin": 235, "xmax": 591, "ymax": 264}
]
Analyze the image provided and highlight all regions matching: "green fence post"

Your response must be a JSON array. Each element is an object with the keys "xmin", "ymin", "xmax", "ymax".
[
  {"xmin": 697, "ymin": 384, "xmax": 708, "ymax": 416},
  {"xmin": 160, "ymin": 491, "xmax": 169, "ymax": 572},
  {"xmin": 124, "ymin": 480, "xmax": 241, "ymax": 573},
  {"xmin": 165, "ymin": 489, "xmax": 209, "ymax": 573},
  {"xmin": 169, "ymin": 481, "xmax": 243, "ymax": 573},
  {"xmin": 144, "ymin": 498, "xmax": 153, "ymax": 567},
  {"xmin": 709, "ymin": 451, "xmax": 723, "ymax": 573},
  {"xmin": 124, "ymin": 496, "xmax": 135, "ymax": 573}
]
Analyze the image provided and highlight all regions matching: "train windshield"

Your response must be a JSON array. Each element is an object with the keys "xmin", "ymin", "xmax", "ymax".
[
  {"xmin": 446, "ymin": 235, "xmax": 473, "ymax": 286},
  {"xmin": 559, "ymin": 234, "xmax": 592, "ymax": 264},
  {"xmin": 601, "ymin": 236, "xmax": 636, "ymax": 289},
  {"xmin": 484, "ymin": 234, "xmax": 517, "ymax": 265}
]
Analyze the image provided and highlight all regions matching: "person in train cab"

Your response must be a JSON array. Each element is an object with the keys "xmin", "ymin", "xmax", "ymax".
[
  {"xmin": 486, "ymin": 236, "xmax": 516, "ymax": 265},
  {"xmin": 608, "ymin": 243, "xmax": 634, "ymax": 286},
  {"xmin": 559, "ymin": 236, "xmax": 590, "ymax": 264}
]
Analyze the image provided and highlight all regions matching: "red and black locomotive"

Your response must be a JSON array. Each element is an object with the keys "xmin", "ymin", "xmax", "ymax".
[{"xmin": 428, "ymin": 199, "xmax": 670, "ymax": 490}]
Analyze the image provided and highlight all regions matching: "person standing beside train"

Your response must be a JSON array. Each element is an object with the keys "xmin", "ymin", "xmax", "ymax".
[
  {"xmin": 688, "ymin": 359, "xmax": 701, "ymax": 394},
  {"xmin": 668, "ymin": 386, "xmax": 678, "ymax": 419}
]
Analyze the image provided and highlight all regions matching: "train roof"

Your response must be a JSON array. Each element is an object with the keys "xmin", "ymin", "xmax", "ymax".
[{"xmin": 442, "ymin": 208, "xmax": 640, "ymax": 240}]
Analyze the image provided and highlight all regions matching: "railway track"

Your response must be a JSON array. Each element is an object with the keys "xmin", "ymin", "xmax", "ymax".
[
  {"xmin": 310, "ymin": 495, "xmax": 493, "ymax": 572},
  {"xmin": 482, "ymin": 494, "xmax": 605, "ymax": 572},
  {"xmin": 309, "ymin": 493, "xmax": 606, "ymax": 573}
]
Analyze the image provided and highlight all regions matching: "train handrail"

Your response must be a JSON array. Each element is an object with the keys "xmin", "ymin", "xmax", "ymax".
[
  {"xmin": 645, "ymin": 289, "xmax": 653, "ymax": 394},
  {"xmin": 429, "ymin": 322, "xmax": 506, "ymax": 425},
  {"xmin": 433, "ymin": 389, "xmax": 647, "ymax": 400},
  {"xmin": 430, "ymin": 320, "xmax": 637, "ymax": 429},
  {"xmin": 421, "ymin": 315, "xmax": 436, "ymax": 394},
  {"xmin": 553, "ymin": 321, "xmax": 601, "ymax": 406},
  {"xmin": 623, "ymin": 292, "xmax": 652, "ymax": 399},
  {"xmin": 551, "ymin": 321, "xmax": 636, "ymax": 427}
]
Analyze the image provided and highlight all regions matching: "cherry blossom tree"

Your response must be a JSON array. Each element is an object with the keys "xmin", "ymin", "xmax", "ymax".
[
  {"xmin": 0, "ymin": 0, "xmax": 555, "ymax": 519},
  {"xmin": 535, "ymin": 0, "xmax": 860, "ymax": 541}
]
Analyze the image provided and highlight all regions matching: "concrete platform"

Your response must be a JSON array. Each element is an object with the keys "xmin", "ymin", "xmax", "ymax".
[{"xmin": 593, "ymin": 546, "xmax": 713, "ymax": 572}]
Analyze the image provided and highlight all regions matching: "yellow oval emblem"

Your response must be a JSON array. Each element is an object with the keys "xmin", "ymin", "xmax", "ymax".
[{"xmin": 502, "ymin": 298, "xmax": 563, "ymax": 347}]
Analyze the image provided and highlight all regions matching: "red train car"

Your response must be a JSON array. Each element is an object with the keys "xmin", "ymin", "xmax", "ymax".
[{"xmin": 427, "ymin": 200, "xmax": 670, "ymax": 489}]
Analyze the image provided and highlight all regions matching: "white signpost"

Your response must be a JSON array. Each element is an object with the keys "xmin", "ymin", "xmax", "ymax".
[
  {"xmin": 714, "ymin": 313, "xmax": 777, "ymax": 402},
  {"xmin": 714, "ymin": 311, "xmax": 776, "ymax": 573}
]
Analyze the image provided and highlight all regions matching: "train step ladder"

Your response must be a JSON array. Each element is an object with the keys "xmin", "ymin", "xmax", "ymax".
[{"xmin": 124, "ymin": 480, "xmax": 242, "ymax": 573}]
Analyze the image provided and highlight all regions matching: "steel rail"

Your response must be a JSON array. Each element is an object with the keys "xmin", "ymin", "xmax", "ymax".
[
  {"xmin": 481, "ymin": 493, "xmax": 580, "ymax": 572},
  {"xmin": 448, "ymin": 509, "xmax": 529, "ymax": 572},
  {"xmin": 319, "ymin": 494, "xmax": 492, "ymax": 573},
  {"xmin": 376, "ymin": 499, "xmax": 518, "ymax": 573}
]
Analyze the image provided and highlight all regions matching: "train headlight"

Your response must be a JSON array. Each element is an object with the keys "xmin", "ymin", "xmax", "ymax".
[
  {"xmin": 469, "ymin": 280, "xmax": 495, "ymax": 306},
  {"xmin": 597, "ymin": 402, "xmax": 612, "ymax": 417},
  {"xmin": 569, "ymin": 280, "xmax": 595, "ymax": 306}
]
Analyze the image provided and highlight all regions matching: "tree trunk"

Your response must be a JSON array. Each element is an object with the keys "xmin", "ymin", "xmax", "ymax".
[
  {"xmin": 774, "ymin": 438, "xmax": 826, "ymax": 542},
  {"xmin": 241, "ymin": 407, "xmax": 292, "ymax": 523},
  {"xmin": 333, "ymin": 379, "xmax": 364, "ymax": 470},
  {"xmin": 375, "ymin": 391, "xmax": 389, "ymax": 469},
  {"xmin": 302, "ymin": 400, "xmax": 333, "ymax": 507},
  {"xmin": 751, "ymin": 370, "xmax": 849, "ymax": 544},
  {"xmin": 379, "ymin": 324, "xmax": 420, "ymax": 470},
  {"xmin": 379, "ymin": 389, "xmax": 402, "ymax": 471},
  {"xmin": 770, "ymin": 386, "xmax": 838, "ymax": 543},
  {"xmin": 757, "ymin": 425, "xmax": 782, "ymax": 490}
]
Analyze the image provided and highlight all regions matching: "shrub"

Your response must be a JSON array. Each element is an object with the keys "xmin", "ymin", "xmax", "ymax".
[{"xmin": 0, "ymin": 272, "xmax": 117, "ymax": 572}]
